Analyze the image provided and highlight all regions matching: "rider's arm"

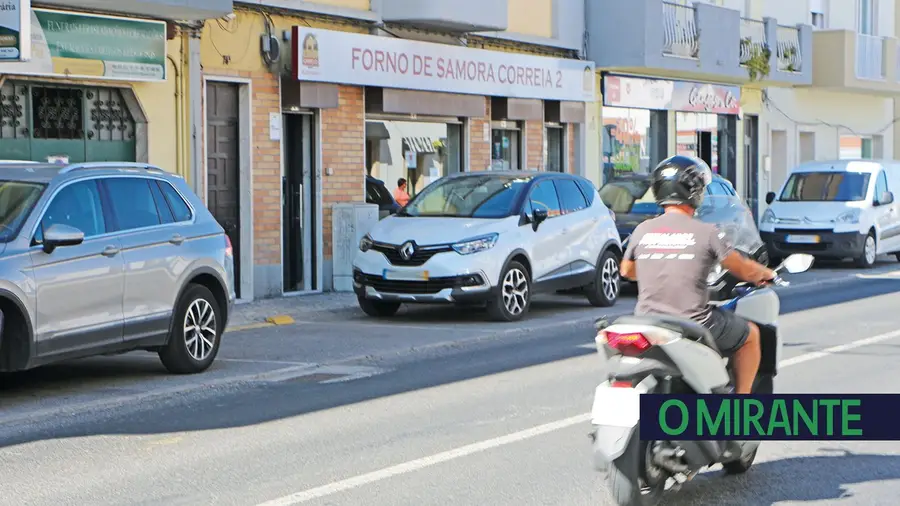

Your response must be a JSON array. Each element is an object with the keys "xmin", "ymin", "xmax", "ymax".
[
  {"xmin": 721, "ymin": 252, "xmax": 776, "ymax": 285},
  {"xmin": 620, "ymin": 258, "xmax": 636, "ymax": 281},
  {"xmin": 620, "ymin": 234, "xmax": 639, "ymax": 281}
]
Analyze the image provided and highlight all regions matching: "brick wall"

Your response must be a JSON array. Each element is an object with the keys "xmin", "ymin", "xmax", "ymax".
[
  {"xmin": 525, "ymin": 120, "xmax": 543, "ymax": 170},
  {"xmin": 469, "ymin": 97, "xmax": 491, "ymax": 171},
  {"xmin": 321, "ymin": 85, "xmax": 365, "ymax": 259},
  {"xmin": 250, "ymin": 70, "xmax": 282, "ymax": 266}
]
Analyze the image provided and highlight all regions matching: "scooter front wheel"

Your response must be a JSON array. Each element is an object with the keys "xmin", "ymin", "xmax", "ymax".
[{"xmin": 605, "ymin": 431, "xmax": 665, "ymax": 506}]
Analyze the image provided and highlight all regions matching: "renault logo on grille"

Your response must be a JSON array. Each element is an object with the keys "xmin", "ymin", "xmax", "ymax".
[{"xmin": 399, "ymin": 241, "xmax": 416, "ymax": 261}]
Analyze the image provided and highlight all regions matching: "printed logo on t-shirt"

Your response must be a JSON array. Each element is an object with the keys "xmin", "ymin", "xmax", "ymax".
[{"xmin": 636, "ymin": 231, "xmax": 698, "ymax": 260}]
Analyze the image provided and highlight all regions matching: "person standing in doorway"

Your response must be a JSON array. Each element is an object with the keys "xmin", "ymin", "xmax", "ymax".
[{"xmin": 394, "ymin": 178, "xmax": 410, "ymax": 207}]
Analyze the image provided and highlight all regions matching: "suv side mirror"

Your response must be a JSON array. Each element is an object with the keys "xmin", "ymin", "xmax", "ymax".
[
  {"xmin": 42, "ymin": 223, "xmax": 84, "ymax": 254},
  {"xmin": 765, "ymin": 192, "xmax": 776, "ymax": 205},
  {"xmin": 878, "ymin": 191, "xmax": 894, "ymax": 206},
  {"xmin": 531, "ymin": 208, "xmax": 549, "ymax": 231}
]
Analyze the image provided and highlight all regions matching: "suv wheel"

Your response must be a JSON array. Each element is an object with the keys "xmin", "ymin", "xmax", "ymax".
[
  {"xmin": 487, "ymin": 260, "xmax": 531, "ymax": 322},
  {"xmin": 358, "ymin": 297, "xmax": 401, "ymax": 317},
  {"xmin": 586, "ymin": 250, "xmax": 620, "ymax": 307},
  {"xmin": 159, "ymin": 284, "xmax": 222, "ymax": 374}
]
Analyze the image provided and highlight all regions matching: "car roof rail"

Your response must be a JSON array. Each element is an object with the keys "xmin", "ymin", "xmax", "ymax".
[{"xmin": 58, "ymin": 162, "xmax": 168, "ymax": 174}]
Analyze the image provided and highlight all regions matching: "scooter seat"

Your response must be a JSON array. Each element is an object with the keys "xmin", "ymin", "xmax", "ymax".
[{"xmin": 613, "ymin": 314, "xmax": 720, "ymax": 354}]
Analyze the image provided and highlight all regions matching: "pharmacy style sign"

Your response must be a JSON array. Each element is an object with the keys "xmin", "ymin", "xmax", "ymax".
[{"xmin": 0, "ymin": 0, "xmax": 31, "ymax": 61}]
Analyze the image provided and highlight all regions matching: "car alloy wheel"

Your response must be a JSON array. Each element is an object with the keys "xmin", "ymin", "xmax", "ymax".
[
  {"xmin": 502, "ymin": 267, "xmax": 529, "ymax": 316},
  {"xmin": 183, "ymin": 298, "xmax": 217, "ymax": 362},
  {"xmin": 601, "ymin": 256, "xmax": 620, "ymax": 301}
]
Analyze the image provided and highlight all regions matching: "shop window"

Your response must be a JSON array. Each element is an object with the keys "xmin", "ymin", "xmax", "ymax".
[
  {"xmin": 840, "ymin": 135, "xmax": 874, "ymax": 159},
  {"xmin": 544, "ymin": 125, "xmax": 564, "ymax": 172},
  {"xmin": 675, "ymin": 112, "xmax": 736, "ymax": 186},
  {"xmin": 365, "ymin": 119, "xmax": 464, "ymax": 199},
  {"xmin": 491, "ymin": 129, "xmax": 520, "ymax": 170},
  {"xmin": 602, "ymin": 107, "xmax": 667, "ymax": 183}
]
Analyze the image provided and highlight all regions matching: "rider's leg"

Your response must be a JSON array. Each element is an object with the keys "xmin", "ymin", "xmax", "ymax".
[{"xmin": 732, "ymin": 322, "xmax": 761, "ymax": 394}]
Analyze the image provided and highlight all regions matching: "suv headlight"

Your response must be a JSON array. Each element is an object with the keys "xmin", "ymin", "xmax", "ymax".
[
  {"xmin": 835, "ymin": 209, "xmax": 861, "ymax": 224},
  {"xmin": 452, "ymin": 233, "xmax": 499, "ymax": 255},
  {"xmin": 761, "ymin": 209, "xmax": 777, "ymax": 224},
  {"xmin": 359, "ymin": 234, "xmax": 374, "ymax": 252}
]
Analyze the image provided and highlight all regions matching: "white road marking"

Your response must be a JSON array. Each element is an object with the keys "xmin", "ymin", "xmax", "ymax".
[{"xmin": 255, "ymin": 327, "xmax": 900, "ymax": 505}]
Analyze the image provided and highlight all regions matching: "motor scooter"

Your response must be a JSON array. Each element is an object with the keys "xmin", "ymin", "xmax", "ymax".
[{"xmin": 588, "ymin": 253, "xmax": 815, "ymax": 506}]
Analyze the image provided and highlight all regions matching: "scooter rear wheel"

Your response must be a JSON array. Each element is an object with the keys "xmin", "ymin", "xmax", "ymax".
[
  {"xmin": 606, "ymin": 431, "xmax": 665, "ymax": 506},
  {"xmin": 723, "ymin": 446, "xmax": 758, "ymax": 474}
]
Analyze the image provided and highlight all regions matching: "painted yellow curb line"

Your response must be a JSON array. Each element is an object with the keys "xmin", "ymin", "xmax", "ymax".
[{"xmin": 226, "ymin": 315, "xmax": 296, "ymax": 333}]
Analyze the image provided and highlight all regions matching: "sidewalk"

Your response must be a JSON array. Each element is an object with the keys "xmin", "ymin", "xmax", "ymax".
[{"xmin": 227, "ymin": 292, "xmax": 361, "ymax": 330}]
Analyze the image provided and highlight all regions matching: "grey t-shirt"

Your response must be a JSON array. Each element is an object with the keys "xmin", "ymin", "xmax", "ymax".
[{"xmin": 624, "ymin": 212, "xmax": 733, "ymax": 324}]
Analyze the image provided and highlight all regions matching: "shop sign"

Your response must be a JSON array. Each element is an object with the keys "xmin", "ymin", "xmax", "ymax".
[
  {"xmin": 0, "ymin": 8, "xmax": 166, "ymax": 81},
  {"xmin": 0, "ymin": 0, "xmax": 30, "ymax": 61},
  {"xmin": 292, "ymin": 27, "xmax": 595, "ymax": 102},
  {"xmin": 603, "ymin": 74, "xmax": 740, "ymax": 115}
]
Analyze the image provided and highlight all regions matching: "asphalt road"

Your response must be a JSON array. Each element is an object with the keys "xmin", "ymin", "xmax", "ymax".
[{"xmin": 1, "ymin": 259, "xmax": 900, "ymax": 505}]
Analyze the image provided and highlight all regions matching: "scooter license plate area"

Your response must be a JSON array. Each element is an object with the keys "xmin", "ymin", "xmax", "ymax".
[{"xmin": 591, "ymin": 383, "xmax": 642, "ymax": 427}]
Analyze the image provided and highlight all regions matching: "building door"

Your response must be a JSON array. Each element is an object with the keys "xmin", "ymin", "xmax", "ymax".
[
  {"xmin": 282, "ymin": 113, "xmax": 317, "ymax": 293},
  {"xmin": 744, "ymin": 115, "xmax": 760, "ymax": 222},
  {"xmin": 206, "ymin": 82, "xmax": 241, "ymax": 298},
  {"xmin": 0, "ymin": 81, "xmax": 136, "ymax": 163}
]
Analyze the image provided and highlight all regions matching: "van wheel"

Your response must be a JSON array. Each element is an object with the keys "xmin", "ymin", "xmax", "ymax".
[
  {"xmin": 854, "ymin": 231, "xmax": 877, "ymax": 268},
  {"xmin": 358, "ymin": 297, "xmax": 401, "ymax": 317},
  {"xmin": 159, "ymin": 284, "xmax": 222, "ymax": 374},
  {"xmin": 586, "ymin": 250, "xmax": 620, "ymax": 307},
  {"xmin": 487, "ymin": 260, "xmax": 531, "ymax": 322}
]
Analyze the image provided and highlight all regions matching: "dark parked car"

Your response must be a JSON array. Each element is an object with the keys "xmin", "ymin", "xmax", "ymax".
[
  {"xmin": 366, "ymin": 175, "xmax": 401, "ymax": 219},
  {"xmin": 598, "ymin": 173, "xmax": 769, "ymax": 280}
]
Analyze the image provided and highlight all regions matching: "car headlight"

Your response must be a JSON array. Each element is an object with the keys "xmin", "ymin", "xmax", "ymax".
[
  {"xmin": 452, "ymin": 233, "xmax": 499, "ymax": 255},
  {"xmin": 835, "ymin": 209, "xmax": 861, "ymax": 224},
  {"xmin": 761, "ymin": 209, "xmax": 777, "ymax": 224},
  {"xmin": 359, "ymin": 234, "xmax": 374, "ymax": 252}
]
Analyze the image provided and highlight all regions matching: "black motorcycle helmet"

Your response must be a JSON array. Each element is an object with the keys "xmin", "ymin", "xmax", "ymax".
[{"xmin": 650, "ymin": 155, "xmax": 713, "ymax": 209}]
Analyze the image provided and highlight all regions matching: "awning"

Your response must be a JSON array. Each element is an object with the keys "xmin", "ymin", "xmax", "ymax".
[
  {"xmin": 365, "ymin": 121, "xmax": 391, "ymax": 140},
  {"xmin": 403, "ymin": 137, "xmax": 438, "ymax": 154}
]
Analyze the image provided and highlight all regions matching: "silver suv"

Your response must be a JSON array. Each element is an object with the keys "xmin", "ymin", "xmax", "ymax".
[{"xmin": 0, "ymin": 162, "xmax": 235, "ymax": 375}]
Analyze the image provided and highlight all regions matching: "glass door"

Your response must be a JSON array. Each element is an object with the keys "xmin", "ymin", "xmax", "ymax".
[{"xmin": 491, "ymin": 129, "xmax": 520, "ymax": 170}]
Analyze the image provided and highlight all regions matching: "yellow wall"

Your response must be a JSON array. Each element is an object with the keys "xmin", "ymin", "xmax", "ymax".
[
  {"xmin": 306, "ymin": 0, "xmax": 370, "ymax": 10},
  {"xmin": 131, "ymin": 39, "xmax": 183, "ymax": 176},
  {"xmin": 507, "ymin": 0, "xmax": 553, "ymax": 38}
]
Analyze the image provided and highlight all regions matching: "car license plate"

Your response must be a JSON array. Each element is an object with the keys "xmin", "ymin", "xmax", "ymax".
[
  {"xmin": 785, "ymin": 234, "xmax": 821, "ymax": 244},
  {"xmin": 383, "ymin": 269, "xmax": 429, "ymax": 281}
]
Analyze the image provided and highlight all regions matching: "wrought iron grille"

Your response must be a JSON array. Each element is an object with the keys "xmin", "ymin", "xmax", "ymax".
[
  {"xmin": 0, "ymin": 82, "xmax": 28, "ymax": 139},
  {"xmin": 31, "ymin": 86, "xmax": 83, "ymax": 140},
  {"xmin": 87, "ymin": 88, "xmax": 135, "ymax": 142}
]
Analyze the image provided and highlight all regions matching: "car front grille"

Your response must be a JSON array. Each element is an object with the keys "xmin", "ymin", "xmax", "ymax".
[
  {"xmin": 357, "ymin": 273, "xmax": 479, "ymax": 294},
  {"xmin": 371, "ymin": 242, "xmax": 453, "ymax": 266}
]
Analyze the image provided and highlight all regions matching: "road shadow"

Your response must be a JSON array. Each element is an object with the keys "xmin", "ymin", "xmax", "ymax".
[
  {"xmin": 661, "ymin": 449, "xmax": 900, "ymax": 505},
  {"xmin": 781, "ymin": 278, "xmax": 900, "ymax": 315}
]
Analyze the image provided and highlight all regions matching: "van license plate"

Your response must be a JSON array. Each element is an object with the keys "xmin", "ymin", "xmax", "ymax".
[
  {"xmin": 383, "ymin": 269, "xmax": 429, "ymax": 281},
  {"xmin": 785, "ymin": 235, "xmax": 820, "ymax": 244}
]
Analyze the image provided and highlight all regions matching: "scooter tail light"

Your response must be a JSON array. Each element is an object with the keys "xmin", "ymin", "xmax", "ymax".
[
  {"xmin": 611, "ymin": 380, "xmax": 633, "ymax": 388},
  {"xmin": 602, "ymin": 331, "xmax": 653, "ymax": 357}
]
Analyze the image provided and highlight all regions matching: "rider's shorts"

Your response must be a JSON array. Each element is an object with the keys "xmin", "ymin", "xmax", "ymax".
[{"xmin": 705, "ymin": 307, "xmax": 751, "ymax": 356}]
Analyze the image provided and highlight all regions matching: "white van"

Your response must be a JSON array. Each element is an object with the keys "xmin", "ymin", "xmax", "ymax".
[{"xmin": 759, "ymin": 159, "xmax": 900, "ymax": 268}]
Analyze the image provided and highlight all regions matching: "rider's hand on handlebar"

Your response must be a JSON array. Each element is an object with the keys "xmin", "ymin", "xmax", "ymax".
[{"xmin": 755, "ymin": 268, "xmax": 778, "ymax": 286}]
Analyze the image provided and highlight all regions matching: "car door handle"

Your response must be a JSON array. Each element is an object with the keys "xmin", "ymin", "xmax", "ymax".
[
  {"xmin": 101, "ymin": 246, "xmax": 120, "ymax": 257},
  {"xmin": 169, "ymin": 234, "xmax": 185, "ymax": 245}
]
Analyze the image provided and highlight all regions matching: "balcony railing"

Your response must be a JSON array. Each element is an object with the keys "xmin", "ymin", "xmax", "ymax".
[
  {"xmin": 776, "ymin": 25, "xmax": 802, "ymax": 72},
  {"xmin": 856, "ymin": 33, "xmax": 885, "ymax": 80},
  {"xmin": 739, "ymin": 18, "xmax": 767, "ymax": 65},
  {"xmin": 662, "ymin": 1, "xmax": 698, "ymax": 59}
]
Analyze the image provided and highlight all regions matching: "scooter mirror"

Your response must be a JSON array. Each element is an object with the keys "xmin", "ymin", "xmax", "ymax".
[{"xmin": 780, "ymin": 253, "xmax": 814, "ymax": 274}]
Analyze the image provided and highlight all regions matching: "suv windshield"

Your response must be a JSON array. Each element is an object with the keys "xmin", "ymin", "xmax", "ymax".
[
  {"xmin": 0, "ymin": 180, "xmax": 46, "ymax": 242},
  {"xmin": 399, "ymin": 175, "xmax": 530, "ymax": 218},
  {"xmin": 598, "ymin": 179, "xmax": 661, "ymax": 215},
  {"xmin": 779, "ymin": 171, "xmax": 871, "ymax": 202}
]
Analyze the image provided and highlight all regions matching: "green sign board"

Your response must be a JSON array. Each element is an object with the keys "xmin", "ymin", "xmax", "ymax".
[
  {"xmin": 0, "ymin": 0, "xmax": 30, "ymax": 61},
  {"xmin": 1, "ymin": 8, "xmax": 166, "ymax": 81}
]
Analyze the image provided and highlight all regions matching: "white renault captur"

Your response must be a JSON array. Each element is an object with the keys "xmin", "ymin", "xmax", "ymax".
[{"xmin": 352, "ymin": 171, "xmax": 623, "ymax": 321}]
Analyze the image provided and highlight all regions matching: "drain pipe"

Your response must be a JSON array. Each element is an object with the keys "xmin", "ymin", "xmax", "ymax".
[{"xmin": 167, "ymin": 53, "xmax": 183, "ymax": 176}]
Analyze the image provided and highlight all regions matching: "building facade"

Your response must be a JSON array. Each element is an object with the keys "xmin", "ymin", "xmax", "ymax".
[
  {"xmin": 0, "ymin": 0, "xmax": 231, "ymax": 180},
  {"xmin": 586, "ymin": 0, "xmax": 814, "ymax": 222},
  {"xmin": 198, "ymin": 0, "xmax": 593, "ymax": 300}
]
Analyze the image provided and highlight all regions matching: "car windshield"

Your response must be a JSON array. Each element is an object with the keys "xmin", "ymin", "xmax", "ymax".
[
  {"xmin": 779, "ymin": 171, "xmax": 871, "ymax": 202},
  {"xmin": 0, "ymin": 180, "xmax": 46, "ymax": 242},
  {"xmin": 399, "ymin": 175, "xmax": 530, "ymax": 218},
  {"xmin": 598, "ymin": 179, "xmax": 661, "ymax": 215}
]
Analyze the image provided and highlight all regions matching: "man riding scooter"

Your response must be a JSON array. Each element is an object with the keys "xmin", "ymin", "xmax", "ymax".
[{"xmin": 619, "ymin": 155, "xmax": 777, "ymax": 395}]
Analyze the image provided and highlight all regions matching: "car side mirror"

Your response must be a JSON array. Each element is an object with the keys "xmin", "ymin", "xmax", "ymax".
[
  {"xmin": 765, "ymin": 192, "xmax": 776, "ymax": 205},
  {"xmin": 42, "ymin": 223, "xmax": 84, "ymax": 254},
  {"xmin": 878, "ymin": 191, "xmax": 894, "ymax": 206},
  {"xmin": 531, "ymin": 208, "xmax": 549, "ymax": 231}
]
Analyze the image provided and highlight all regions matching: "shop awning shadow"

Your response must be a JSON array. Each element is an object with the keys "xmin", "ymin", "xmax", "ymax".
[{"xmin": 660, "ymin": 449, "xmax": 900, "ymax": 505}]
